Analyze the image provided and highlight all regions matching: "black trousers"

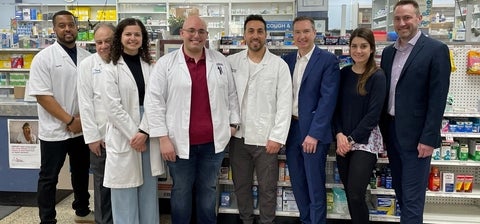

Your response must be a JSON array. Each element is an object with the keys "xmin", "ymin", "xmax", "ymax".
[
  {"xmin": 336, "ymin": 150, "xmax": 377, "ymax": 224},
  {"xmin": 90, "ymin": 147, "xmax": 113, "ymax": 224},
  {"xmin": 38, "ymin": 136, "xmax": 91, "ymax": 224}
]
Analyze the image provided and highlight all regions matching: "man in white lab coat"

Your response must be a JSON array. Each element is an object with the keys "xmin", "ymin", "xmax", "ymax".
[
  {"xmin": 145, "ymin": 15, "xmax": 240, "ymax": 224},
  {"xmin": 28, "ymin": 10, "xmax": 93, "ymax": 224},
  {"xmin": 77, "ymin": 23, "xmax": 115, "ymax": 224},
  {"xmin": 227, "ymin": 14, "xmax": 292, "ymax": 224}
]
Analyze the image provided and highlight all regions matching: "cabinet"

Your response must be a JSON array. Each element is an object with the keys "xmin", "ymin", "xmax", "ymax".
[
  {"xmin": 357, "ymin": 4, "xmax": 372, "ymax": 29},
  {"xmin": 371, "ymin": 0, "xmax": 390, "ymax": 31},
  {"xmin": 0, "ymin": 48, "xmax": 40, "ymax": 97},
  {"xmin": 169, "ymin": 0, "xmax": 229, "ymax": 40},
  {"xmin": 229, "ymin": 0, "xmax": 295, "ymax": 36},
  {"xmin": 117, "ymin": 1, "xmax": 168, "ymax": 31},
  {"xmin": 14, "ymin": 3, "xmax": 116, "ymax": 40}
]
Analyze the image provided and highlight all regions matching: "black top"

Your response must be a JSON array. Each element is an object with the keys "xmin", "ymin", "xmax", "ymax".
[
  {"xmin": 59, "ymin": 43, "xmax": 77, "ymax": 65},
  {"xmin": 333, "ymin": 65, "xmax": 386, "ymax": 144},
  {"xmin": 122, "ymin": 53, "xmax": 145, "ymax": 106}
]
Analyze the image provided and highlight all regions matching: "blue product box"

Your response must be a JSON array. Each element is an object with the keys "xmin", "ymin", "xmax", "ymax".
[
  {"xmin": 220, "ymin": 192, "xmax": 231, "ymax": 207},
  {"xmin": 15, "ymin": 10, "xmax": 23, "ymax": 20},
  {"xmin": 30, "ymin": 8, "xmax": 37, "ymax": 20}
]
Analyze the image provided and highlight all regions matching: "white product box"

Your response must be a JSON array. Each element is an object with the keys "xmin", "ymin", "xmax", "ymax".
[
  {"xmin": 283, "ymin": 200, "xmax": 299, "ymax": 211},
  {"xmin": 282, "ymin": 187, "xmax": 295, "ymax": 201},
  {"xmin": 442, "ymin": 172, "xmax": 455, "ymax": 192}
]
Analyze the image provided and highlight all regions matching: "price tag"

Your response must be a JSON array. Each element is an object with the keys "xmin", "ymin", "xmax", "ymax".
[{"xmin": 445, "ymin": 133, "xmax": 454, "ymax": 142}]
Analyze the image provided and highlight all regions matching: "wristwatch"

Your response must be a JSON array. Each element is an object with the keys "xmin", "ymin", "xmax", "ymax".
[
  {"xmin": 230, "ymin": 124, "xmax": 240, "ymax": 131},
  {"xmin": 347, "ymin": 136, "xmax": 355, "ymax": 145}
]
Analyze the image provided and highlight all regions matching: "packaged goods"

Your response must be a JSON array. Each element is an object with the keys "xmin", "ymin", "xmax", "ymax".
[
  {"xmin": 442, "ymin": 172, "xmax": 455, "ymax": 192},
  {"xmin": 456, "ymin": 175, "xmax": 465, "ymax": 192},
  {"xmin": 220, "ymin": 192, "xmax": 231, "ymax": 207},
  {"xmin": 428, "ymin": 166, "xmax": 441, "ymax": 191},
  {"xmin": 464, "ymin": 175, "xmax": 474, "ymax": 193}
]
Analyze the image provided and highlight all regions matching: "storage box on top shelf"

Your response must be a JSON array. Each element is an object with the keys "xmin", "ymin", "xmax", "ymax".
[{"xmin": 373, "ymin": 31, "xmax": 387, "ymax": 42}]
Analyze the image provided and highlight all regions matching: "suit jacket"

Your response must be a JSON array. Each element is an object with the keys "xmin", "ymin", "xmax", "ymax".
[
  {"xmin": 380, "ymin": 33, "xmax": 451, "ymax": 149},
  {"xmin": 283, "ymin": 47, "xmax": 340, "ymax": 144}
]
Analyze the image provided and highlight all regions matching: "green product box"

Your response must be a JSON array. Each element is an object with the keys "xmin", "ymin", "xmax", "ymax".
[
  {"xmin": 459, "ymin": 144, "xmax": 469, "ymax": 161},
  {"xmin": 468, "ymin": 140, "xmax": 480, "ymax": 161}
]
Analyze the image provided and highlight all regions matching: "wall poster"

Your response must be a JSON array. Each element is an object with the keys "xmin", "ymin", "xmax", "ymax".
[{"xmin": 8, "ymin": 119, "xmax": 40, "ymax": 169}]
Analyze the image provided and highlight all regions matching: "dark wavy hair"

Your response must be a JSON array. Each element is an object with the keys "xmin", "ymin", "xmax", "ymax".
[
  {"xmin": 110, "ymin": 18, "xmax": 152, "ymax": 65},
  {"xmin": 349, "ymin": 27, "xmax": 379, "ymax": 96}
]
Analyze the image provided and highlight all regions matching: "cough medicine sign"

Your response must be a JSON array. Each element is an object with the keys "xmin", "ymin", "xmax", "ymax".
[{"xmin": 266, "ymin": 21, "xmax": 292, "ymax": 31}]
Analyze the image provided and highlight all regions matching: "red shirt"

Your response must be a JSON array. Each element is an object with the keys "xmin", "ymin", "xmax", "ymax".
[{"xmin": 183, "ymin": 48, "xmax": 214, "ymax": 145}]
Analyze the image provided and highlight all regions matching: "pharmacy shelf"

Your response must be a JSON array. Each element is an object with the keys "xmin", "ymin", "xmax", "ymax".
[
  {"xmin": 0, "ymin": 69, "xmax": 30, "ymax": 72},
  {"xmin": 444, "ymin": 112, "xmax": 480, "ymax": 117},
  {"xmin": 220, "ymin": 203, "xmax": 480, "ymax": 223},
  {"xmin": 0, "ymin": 48, "xmax": 41, "ymax": 52},
  {"xmin": 378, "ymin": 157, "xmax": 480, "ymax": 167},
  {"xmin": 218, "ymin": 179, "xmax": 343, "ymax": 189},
  {"xmin": 423, "ymin": 203, "xmax": 480, "ymax": 224},
  {"xmin": 441, "ymin": 132, "xmax": 480, "ymax": 138},
  {"xmin": 370, "ymin": 186, "xmax": 480, "ymax": 198}
]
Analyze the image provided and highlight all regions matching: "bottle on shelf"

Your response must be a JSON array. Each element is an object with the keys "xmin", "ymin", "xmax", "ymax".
[
  {"xmin": 428, "ymin": 166, "xmax": 441, "ymax": 191},
  {"xmin": 370, "ymin": 168, "xmax": 377, "ymax": 189},
  {"xmin": 385, "ymin": 167, "xmax": 392, "ymax": 189}
]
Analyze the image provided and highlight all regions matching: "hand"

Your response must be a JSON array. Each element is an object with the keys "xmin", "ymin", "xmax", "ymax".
[
  {"xmin": 130, "ymin": 132, "xmax": 148, "ymax": 152},
  {"xmin": 336, "ymin": 133, "xmax": 352, "ymax": 157},
  {"xmin": 265, "ymin": 140, "xmax": 282, "ymax": 154},
  {"xmin": 302, "ymin": 135, "xmax": 318, "ymax": 153},
  {"xmin": 418, "ymin": 143, "xmax": 434, "ymax": 158},
  {"xmin": 66, "ymin": 116, "xmax": 82, "ymax": 134},
  {"xmin": 230, "ymin": 127, "xmax": 237, "ymax": 136},
  {"xmin": 88, "ymin": 140, "xmax": 102, "ymax": 157},
  {"xmin": 160, "ymin": 136, "xmax": 177, "ymax": 162}
]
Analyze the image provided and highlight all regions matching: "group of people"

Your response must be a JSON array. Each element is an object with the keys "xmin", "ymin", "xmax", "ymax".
[{"xmin": 27, "ymin": 0, "xmax": 451, "ymax": 224}]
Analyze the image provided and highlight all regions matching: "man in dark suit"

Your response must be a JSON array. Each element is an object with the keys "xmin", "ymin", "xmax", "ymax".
[
  {"xmin": 282, "ymin": 16, "xmax": 340, "ymax": 224},
  {"xmin": 380, "ymin": 1, "xmax": 451, "ymax": 223}
]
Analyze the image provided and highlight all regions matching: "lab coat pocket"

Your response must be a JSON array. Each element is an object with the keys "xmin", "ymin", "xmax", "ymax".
[{"xmin": 105, "ymin": 124, "xmax": 131, "ymax": 154}]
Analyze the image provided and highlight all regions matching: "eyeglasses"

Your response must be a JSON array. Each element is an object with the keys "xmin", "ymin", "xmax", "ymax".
[{"xmin": 182, "ymin": 28, "xmax": 208, "ymax": 36}]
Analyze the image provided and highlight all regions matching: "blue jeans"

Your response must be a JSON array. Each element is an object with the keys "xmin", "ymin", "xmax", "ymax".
[
  {"xmin": 167, "ymin": 142, "xmax": 224, "ymax": 224},
  {"xmin": 110, "ymin": 149, "xmax": 159, "ymax": 224}
]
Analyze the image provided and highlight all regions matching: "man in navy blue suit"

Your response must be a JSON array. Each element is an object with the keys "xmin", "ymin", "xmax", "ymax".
[
  {"xmin": 380, "ymin": 1, "xmax": 451, "ymax": 223},
  {"xmin": 282, "ymin": 16, "xmax": 340, "ymax": 224}
]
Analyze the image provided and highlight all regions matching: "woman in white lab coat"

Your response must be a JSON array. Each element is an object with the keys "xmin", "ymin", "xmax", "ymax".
[{"xmin": 101, "ymin": 18, "xmax": 163, "ymax": 224}]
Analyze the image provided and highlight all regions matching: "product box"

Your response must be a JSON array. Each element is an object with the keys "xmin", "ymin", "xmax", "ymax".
[
  {"xmin": 375, "ymin": 196, "xmax": 395, "ymax": 216},
  {"xmin": 220, "ymin": 192, "xmax": 231, "ymax": 207},
  {"xmin": 442, "ymin": 172, "xmax": 455, "ymax": 192},
  {"xmin": 278, "ymin": 161, "xmax": 285, "ymax": 181},
  {"xmin": 276, "ymin": 196, "xmax": 283, "ymax": 211},
  {"xmin": 282, "ymin": 187, "xmax": 295, "ymax": 201},
  {"xmin": 464, "ymin": 175, "xmax": 474, "ymax": 193},
  {"xmin": 327, "ymin": 191, "xmax": 334, "ymax": 212},
  {"xmin": 456, "ymin": 175, "xmax": 465, "ymax": 192},
  {"xmin": 22, "ymin": 8, "xmax": 31, "ymax": 21},
  {"xmin": 433, "ymin": 148, "xmax": 441, "ymax": 160},
  {"xmin": 468, "ymin": 140, "xmax": 480, "ymax": 161},
  {"xmin": 459, "ymin": 145, "xmax": 469, "ymax": 161},
  {"xmin": 282, "ymin": 200, "xmax": 299, "ymax": 211}
]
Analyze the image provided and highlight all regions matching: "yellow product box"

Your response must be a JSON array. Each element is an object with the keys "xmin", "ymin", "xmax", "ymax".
[
  {"xmin": 376, "ymin": 196, "xmax": 395, "ymax": 216},
  {"xmin": 69, "ymin": 7, "xmax": 91, "ymax": 21}
]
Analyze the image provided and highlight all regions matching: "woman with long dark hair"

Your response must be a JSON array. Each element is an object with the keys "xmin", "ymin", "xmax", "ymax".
[{"xmin": 333, "ymin": 27, "xmax": 387, "ymax": 224}]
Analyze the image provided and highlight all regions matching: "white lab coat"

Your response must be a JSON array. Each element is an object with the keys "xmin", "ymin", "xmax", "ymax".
[
  {"xmin": 145, "ymin": 46, "xmax": 240, "ymax": 159},
  {"xmin": 77, "ymin": 53, "xmax": 108, "ymax": 144},
  {"xmin": 101, "ymin": 57, "xmax": 165, "ymax": 188},
  {"xmin": 28, "ymin": 41, "xmax": 91, "ymax": 141},
  {"xmin": 227, "ymin": 49, "xmax": 292, "ymax": 145}
]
